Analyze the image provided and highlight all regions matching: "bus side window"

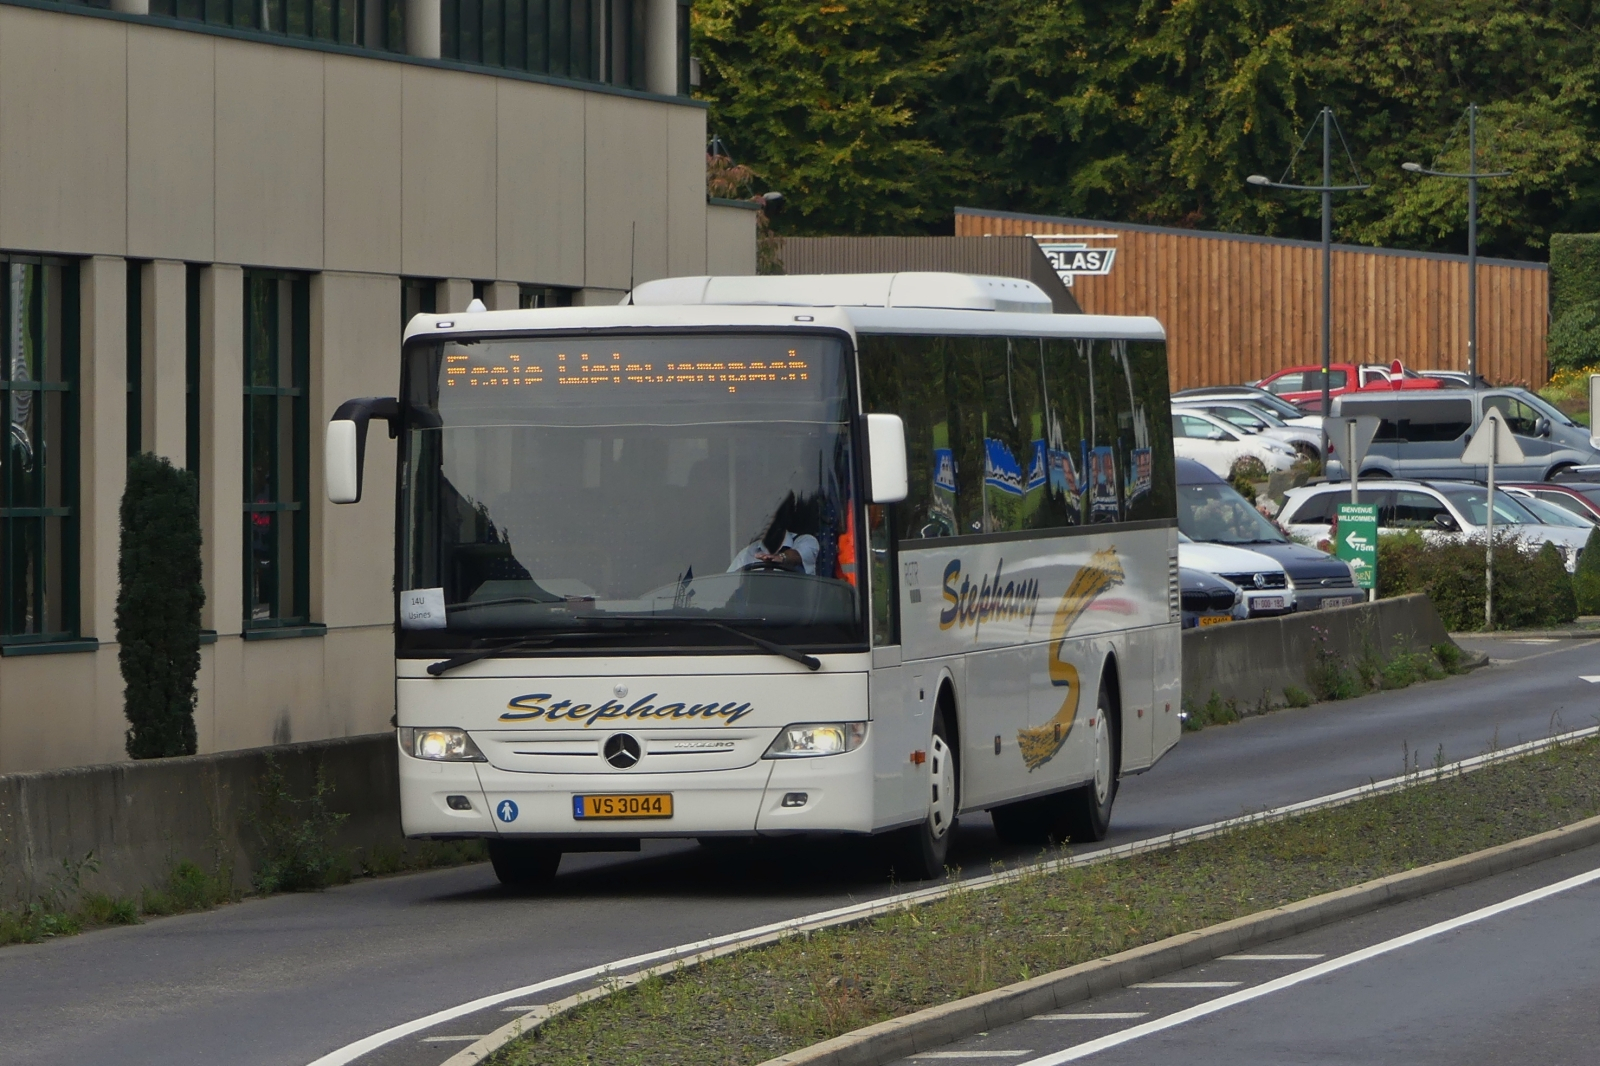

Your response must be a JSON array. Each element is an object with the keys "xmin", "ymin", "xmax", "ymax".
[{"xmin": 868, "ymin": 504, "xmax": 896, "ymax": 646}]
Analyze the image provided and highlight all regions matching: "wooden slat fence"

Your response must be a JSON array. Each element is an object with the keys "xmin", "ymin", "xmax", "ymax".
[{"xmin": 956, "ymin": 208, "xmax": 1550, "ymax": 390}]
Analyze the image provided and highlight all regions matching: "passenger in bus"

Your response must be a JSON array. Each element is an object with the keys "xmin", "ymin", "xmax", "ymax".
[{"xmin": 728, "ymin": 491, "xmax": 821, "ymax": 575}]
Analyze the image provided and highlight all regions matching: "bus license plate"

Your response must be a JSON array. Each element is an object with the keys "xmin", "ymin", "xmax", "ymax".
[
  {"xmin": 573, "ymin": 793, "xmax": 673, "ymax": 819},
  {"xmin": 1197, "ymin": 615, "xmax": 1232, "ymax": 626}
]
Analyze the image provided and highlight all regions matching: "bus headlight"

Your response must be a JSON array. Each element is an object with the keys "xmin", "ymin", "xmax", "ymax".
[
  {"xmin": 764, "ymin": 722, "xmax": 867, "ymax": 758},
  {"xmin": 399, "ymin": 727, "xmax": 486, "ymax": 761}
]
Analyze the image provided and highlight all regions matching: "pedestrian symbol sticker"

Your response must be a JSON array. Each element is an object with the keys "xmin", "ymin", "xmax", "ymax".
[{"xmin": 496, "ymin": 799, "xmax": 519, "ymax": 823}]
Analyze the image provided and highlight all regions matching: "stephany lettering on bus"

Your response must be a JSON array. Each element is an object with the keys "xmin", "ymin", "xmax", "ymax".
[
  {"xmin": 938, "ymin": 558, "xmax": 1042, "ymax": 634},
  {"xmin": 499, "ymin": 693, "xmax": 756, "ymax": 727}
]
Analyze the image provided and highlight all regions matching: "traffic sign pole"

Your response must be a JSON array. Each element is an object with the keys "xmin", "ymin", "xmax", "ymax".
[{"xmin": 1485, "ymin": 431, "xmax": 1495, "ymax": 631}]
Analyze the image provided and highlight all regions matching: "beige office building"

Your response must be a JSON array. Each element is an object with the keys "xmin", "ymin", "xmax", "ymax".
[{"xmin": 0, "ymin": 0, "xmax": 755, "ymax": 773}]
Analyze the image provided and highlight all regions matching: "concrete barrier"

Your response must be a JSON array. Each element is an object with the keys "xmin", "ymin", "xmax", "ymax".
[
  {"xmin": 1183, "ymin": 593, "xmax": 1456, "ymax": 715},
  {"xmin": 0, "ymin": 734, "xmax": 401, "ymax": 902}
]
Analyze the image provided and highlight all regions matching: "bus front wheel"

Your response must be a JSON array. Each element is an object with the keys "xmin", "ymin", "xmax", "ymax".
[
  {"xmin": 488, "ymin": 839, "xmax": 562, "ymax": 886},
  {"xmin": 893, "ymin": 709, "xmax": 958, "ymax": 880}
]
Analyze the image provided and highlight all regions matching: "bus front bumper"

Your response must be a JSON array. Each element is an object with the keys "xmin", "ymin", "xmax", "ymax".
[{"xmin": 399, "ymin": 744, "xmax": 880, "ymax": 838}]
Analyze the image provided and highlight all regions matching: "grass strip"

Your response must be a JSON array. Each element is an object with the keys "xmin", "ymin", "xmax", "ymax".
[{"xmin": 490, "ymin": 737, "xmax": 1600, "ymax": 1066}]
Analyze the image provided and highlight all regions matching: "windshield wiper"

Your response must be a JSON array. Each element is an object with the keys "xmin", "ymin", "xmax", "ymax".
[
  {"xmin": 576, "ymin": 615, "xmax": 823, "ymax": 671},
  {"xmin": 692, "ymin": 620, "xmax": 822, "ymax": 671},
  {"xmin": 426, "ymin": 634, "xmax": 595, "ymax": 676}
]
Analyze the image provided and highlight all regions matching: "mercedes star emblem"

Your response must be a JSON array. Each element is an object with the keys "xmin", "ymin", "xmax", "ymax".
[{"xmin": 604, "ymin": 733, "xmax": 642, "ymax": 769}]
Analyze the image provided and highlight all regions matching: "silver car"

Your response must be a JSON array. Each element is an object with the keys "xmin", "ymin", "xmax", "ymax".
[{"xmin": 1325, "ymin": 388, "xmax": 1599, "ymax": 482}]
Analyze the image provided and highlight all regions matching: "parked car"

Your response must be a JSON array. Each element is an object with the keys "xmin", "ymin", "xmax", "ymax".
[
  {"xmin": 1172, "ymin": 409, "xmax": 1299, "ymax": 477},
  {"xmin": 1172, "ymin": 398, "xmax": 1322, "ymax": 459},
  {"xmin": 1278, "ymin": 479, "xmax": 1590, "ymax": 571},
  {"xmin": 1255, "ymin": 362, "xmax": 1446, "ymax": 409},
  {"xmin": 1417, "ymin": 369, "xmax": 1490, "ymax": 388},
  {"xmin": 1501, "ymin": 481, "xmax": 1600, "ymax": 524},
  {"xmin": 1175, "ymin": 458, "xmax": 1363, "ymax": 609},
  {"xmin": 1178, "ymin": 536, "xmax": 1295, "ymax": 617},
  {"xmin": 1171, "ymin": 386, "xmax": 1323, "ymax": 429},
  {"xmin": 1502, "ymin": 487, "xmax": 1597, "ymax": 528},
  {"xmin": 1179, "ymin": 567, "xmax": 1249, "ymax": 628},
  {"xmin": 1323, "ymin": 387, "xmax": 1600, "ymax": 482}
]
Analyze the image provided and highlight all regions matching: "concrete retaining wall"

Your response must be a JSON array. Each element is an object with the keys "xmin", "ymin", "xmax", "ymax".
[
  {"xmin": 1182, "ymin": 593, "xmax": 1455, "ymax": 714},
  {"xmin": 0, "ymin": 734, "xmax": 401, "ymax": 902},
  {"xmin": 0, "ymin": 594, "xmax": 1458, "ymax": 904}
]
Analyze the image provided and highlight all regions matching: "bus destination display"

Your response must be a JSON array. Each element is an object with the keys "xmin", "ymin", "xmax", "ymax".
[{"xmin": 445, "ymin": 349, "xmax": 811, "ymax": 393}]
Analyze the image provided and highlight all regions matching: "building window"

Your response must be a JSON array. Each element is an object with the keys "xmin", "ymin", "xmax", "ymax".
[
  {"xmin": 186, "ymin": 265, "xmax": 202, "ymax": 474},
  {"xmin": 401, "ymin": 277, "xmax": 438, "ymax": 330},
  {"xmin": 242, "ymin": 272, "xmax": 310, "ymax": 629},
  {"xmin": 148, "ymin": 0, "xmax": 405, "ymax": 52},
  {"xmin": 0, "ymin": 257, "xmax": 80, "ymax": 643},
  {"xmin": 442, "ymin": 0, "xmax": 643, "ymax": 88},
  {"xmin": 518, "ymin": 284, "xmax": 575, "ymax": 308},
  {"xmin": 127, "ymin": 261, "xmax": 144, "ymax": 458}
]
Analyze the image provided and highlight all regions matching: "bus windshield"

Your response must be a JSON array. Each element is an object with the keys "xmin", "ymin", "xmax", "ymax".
[{"xmin": 398, "ymin": 332, "xmax": 864, "ymax": 654}]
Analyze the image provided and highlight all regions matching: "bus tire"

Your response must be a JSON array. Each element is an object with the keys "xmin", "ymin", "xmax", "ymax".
[
  {"xmin": 894, "ymin": 708, "xmax": 958, "ymax": 880},
  {"xmin": 487, "ymin": 839, "xmax": 562, "ymax": 886},
  {"xmin": 1059, "ymin": 677, "xmax": 1120, "ymax": 843}
]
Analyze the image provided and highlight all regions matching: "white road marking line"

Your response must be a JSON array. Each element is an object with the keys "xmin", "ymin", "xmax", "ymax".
[
  {"xmin": 1581, "ymin": 675, "xmax": 1600, "ymax": 683},
  {"xmin": 419, "ymin": 1036, "xmax": 483, "ymax": 1043},
  {"xmin": 1222, "ymin": 954, "xmax": 1325, "ymax": 961},
  {"xmin": 1033, "ymin": 1013, "xmax": 1148, "ymax": 1021},
  {"xmin": 499, "ymin": 1005, "xmax": 542, "ymax": 1012},
  {"xmin": 1015, "ymin": 862, "xmax": 1600, "ymax": 1065},
  {"xmin": 1129, "ymin": 981, "xmax": 1242, "ymax": 989},
  {"xmin": 305, "ymin": 725, "xmax": 1600, "ymax": 1066},
  {"xmin": 911, "ymin": 1053, "xmax": 1033, "ymax": 1060}
]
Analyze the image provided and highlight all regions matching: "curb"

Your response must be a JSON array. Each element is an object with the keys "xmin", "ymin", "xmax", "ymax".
[
  {"xmin": 754, "ymin": 812, "xmax": 1600, "ymax": 1066},
  {"xmin": 1451, "ymin": 629, "xmax": 1600, "ymax": 640}
]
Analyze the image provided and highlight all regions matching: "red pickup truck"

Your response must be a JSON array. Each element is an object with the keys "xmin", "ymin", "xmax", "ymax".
[{"xmin": 1254, "ymin": 362, "xmax": 1446, "ymax": 410}]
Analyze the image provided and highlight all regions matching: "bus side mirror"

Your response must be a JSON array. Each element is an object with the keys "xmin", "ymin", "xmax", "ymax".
[
  {"xmin": 326, "ymin": 397, "xmax": 399, "ymax": 504},
  {"xmin": 865, "ymin": 413, "xmax": 908, "ymax": 504}
]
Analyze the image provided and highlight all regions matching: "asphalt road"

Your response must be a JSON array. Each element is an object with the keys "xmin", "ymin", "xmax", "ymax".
[
  {"xmin": 1, "ymin": 634, "xmax": 1596, "ymax": 1066},
  {"xmin": 887, "ymin": 840, "xmax": 1600, "ymax": 1065}
]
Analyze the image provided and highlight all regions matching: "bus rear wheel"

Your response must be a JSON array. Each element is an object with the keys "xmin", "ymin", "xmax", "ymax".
[
  {"xmin": 893, "ymin": 709, "xmax": 958, "ymax": 880},
  {"xmin": 488, "ymin": 839, "xmax": 562, "ymax": 886},
  {"xmin": 1059, "ymin": 680, "xmax": 1119, "ymax": 843},
  {"xmin": 990, "ymin": 679, "xmax": 1119, "ymax": 846}
]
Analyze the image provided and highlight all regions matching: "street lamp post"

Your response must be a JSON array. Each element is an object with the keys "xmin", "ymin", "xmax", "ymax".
[
  {"xmin": 1403, "ymin": 104, "xmax": 1511, "ymax": 384},
  {"xmin": 1248, "ymin": 108, "xmax": 1370, "ymax": 463}
]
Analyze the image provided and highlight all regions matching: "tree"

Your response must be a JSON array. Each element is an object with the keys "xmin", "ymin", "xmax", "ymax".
[
  {"xmin": 695, "ymin": 0, "xmax": 1600, "ymax": 260},
  {"xmin": 118, "ymin": 453, "xmax": 205, "ymax": 759}
]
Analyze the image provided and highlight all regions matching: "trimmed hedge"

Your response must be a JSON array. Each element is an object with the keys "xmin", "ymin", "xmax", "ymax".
[
  {"xmin": 117, "ymin": 453, "xmax": 205, "ymax": 759},
  {"xmin": 1378, "ymin": 531, "xmax": 1577, "ymax": 631},
  {"xmin": 1549, "ymin": 234, "xmax": 1600, "ymax": 372}
]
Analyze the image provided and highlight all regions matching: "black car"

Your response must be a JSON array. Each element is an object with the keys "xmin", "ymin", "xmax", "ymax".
[
  {"xmin": 1179, "ymin": 567, "xmax": 1247, "ymax": 629},
  {"xmin": 1175, "ymin": 458, "xmax": 1361, "ymax": 610}
]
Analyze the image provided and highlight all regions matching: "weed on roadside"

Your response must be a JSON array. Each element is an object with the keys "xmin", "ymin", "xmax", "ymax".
[
  {"xmin": 1282, "ymin": 686, "xmax": 1313, "ymax": 708},
  {"xmin": 251, "ymin": 757, "xmax": 351, "ymax": 894},
  {"xmin": 1181, "ymin": 691, "xmax": 1239, "ymax": 731},
  {"xmin": 1308, "ymin": 625, "xmax": 1362, "ymax": 701}
]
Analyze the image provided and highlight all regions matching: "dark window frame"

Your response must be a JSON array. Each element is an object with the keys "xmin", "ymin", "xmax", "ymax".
[
  {"xmin": 242, "ymin": 270, "xmax": 311, "ymax": 630},
  {"xmin": 0, "ymin": 254, "xmax": 81, "ymax": 644}
]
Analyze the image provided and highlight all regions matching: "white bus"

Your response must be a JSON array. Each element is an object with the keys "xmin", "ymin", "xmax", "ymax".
[{"xmin": 325, "ymin": 273, "xmax": 1181, "ymax": 885}]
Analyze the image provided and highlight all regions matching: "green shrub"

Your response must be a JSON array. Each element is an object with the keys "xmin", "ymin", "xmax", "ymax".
[
  {"xmin": 1307, "ymin": 626, "xmax": 1361, "ymax": 700},
  {"xmin": 117, "ymin": 453, "xmax": 205, "ymax": 759},
  {"xmin": 1377, "ymin": 531, "xmax": 1577, "ymax": 630},
  {"xmin": 1574, "ymin": 525, "xmax": 1600, "ymax": 615},
  {"xmin": 1283, "ymin": 685, "xmax": 1313, "ymax": 708},
  {"xmin": 1433, "ymin": 642, "xmax": 1464, "ymax": 673},
  {"xmin": 251, "ymin": 758, "xmax": 350, "ymax": 894},
  {"xmin": 1228, "ymin": 456, "xmax": 1267, "ymax": 504}
]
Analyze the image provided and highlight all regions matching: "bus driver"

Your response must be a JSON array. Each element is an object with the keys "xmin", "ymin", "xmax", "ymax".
[{"xmin": 727, "ymin": 491, "xmax": 820, "ymax": 575}]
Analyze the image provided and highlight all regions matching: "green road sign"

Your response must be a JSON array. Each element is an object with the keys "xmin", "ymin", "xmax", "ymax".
[{"xmin": 1336, "ymin": 502, "xmax": 1378, "ymax": 590}]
